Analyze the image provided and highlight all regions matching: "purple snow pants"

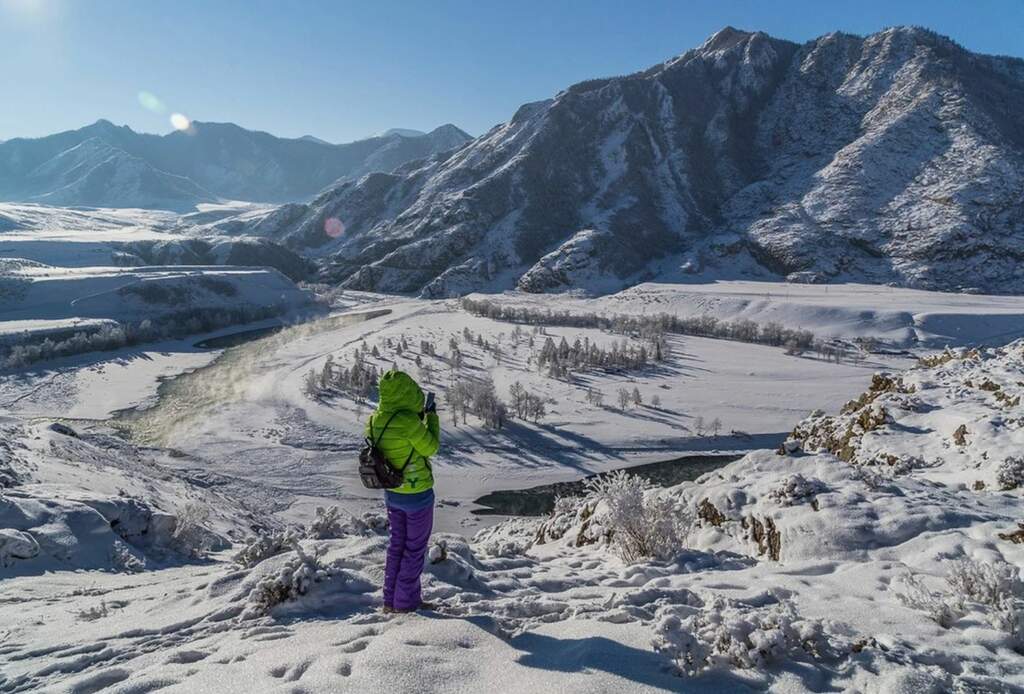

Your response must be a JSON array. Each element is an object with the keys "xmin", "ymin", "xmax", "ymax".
[{"xmin": 383, "ymin": 503, "xmax": 434, "ymax": 610}]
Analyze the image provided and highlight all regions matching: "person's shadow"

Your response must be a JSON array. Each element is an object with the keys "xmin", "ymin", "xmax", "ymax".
[{"xmin": 434, "ymin": 614, "xmax": 756, "ymax": 693}]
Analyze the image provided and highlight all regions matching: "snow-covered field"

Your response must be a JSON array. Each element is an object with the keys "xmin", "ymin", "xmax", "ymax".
[
  {"xmin": 471, "ymin": 281, "xmax": 1024, "ymax": 348},
  {"xmin": 96, "ymin": 297, "xmax": 907, "ymax": 531},
  {"xmin": 2, "ymin": 327, "xmax": 1023, "ymax": 691},
  {"xmin": 2, "ymin": 283, "xmax": 1024, "ymax": 692}
]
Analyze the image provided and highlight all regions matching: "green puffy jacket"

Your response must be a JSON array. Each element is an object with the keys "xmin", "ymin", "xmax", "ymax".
[{"xmin": 364, "ymin": 370, "xmax": 438, "ymax": 494}]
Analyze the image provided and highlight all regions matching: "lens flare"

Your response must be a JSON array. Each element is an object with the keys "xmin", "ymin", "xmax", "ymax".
[
  {"xmin": 169, "ymin": 113, "xmax": 191, "ymax": 131},
  {"xmin": 324, "ymin": 217, "xmax": 345, "ymax": 238},
  {"xmin": 137, "ymin": 91, "xmax": 165, "ymax": 113}
]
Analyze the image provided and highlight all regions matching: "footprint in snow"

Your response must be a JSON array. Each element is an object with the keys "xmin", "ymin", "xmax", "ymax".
[
  {"xmin": 337, "ymin": 639, "xmax": 370, "ymax": 654},
  {"xmin": 165, "ymin": 649, "xmax": 211, "ymax": 665},
  {"xmin": 65, "ymin": 667, "xmax": 130, "ymax": 694}
]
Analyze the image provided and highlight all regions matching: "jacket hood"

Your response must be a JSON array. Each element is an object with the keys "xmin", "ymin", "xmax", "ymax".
[{"xmin": 377, "ymin": 370, "xmax": 424, "ymax": 413}]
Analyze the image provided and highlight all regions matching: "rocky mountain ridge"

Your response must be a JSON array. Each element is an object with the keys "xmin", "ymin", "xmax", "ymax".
[
  {"xmin": 0, "ymin": 121, "xmax": 471, "ymax": 210},
  {"xmin": 239, "ymin": 26, "xmax": 1024, "ymax": 296}
]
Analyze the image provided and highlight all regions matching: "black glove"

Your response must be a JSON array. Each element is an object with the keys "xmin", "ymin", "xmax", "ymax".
[{"xmin": 424, "ymin": 391, "xmax": 436, "ymax": 414}]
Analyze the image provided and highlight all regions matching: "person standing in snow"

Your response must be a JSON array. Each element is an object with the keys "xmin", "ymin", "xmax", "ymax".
[{"xmin": 365, "ymin": 370, "xmax": 439, "ymax": 613}]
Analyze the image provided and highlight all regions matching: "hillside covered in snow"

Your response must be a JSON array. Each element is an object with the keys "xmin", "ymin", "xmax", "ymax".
[
  {"xmin": 1, "ymin": 299, "xmax": 1022, "ymax": 692},
  {"xmin": 0, "ymin": 120, "xmax": 471, "ymax": 210},
  {"xmin": 235, "ymin": 26, "xmax": 1024, "ymax": 297}
]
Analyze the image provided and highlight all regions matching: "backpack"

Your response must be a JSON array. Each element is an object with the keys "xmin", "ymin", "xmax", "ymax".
[{"xmin": 358, "ymin": 412, "xmax": 412, "ymax": 490}]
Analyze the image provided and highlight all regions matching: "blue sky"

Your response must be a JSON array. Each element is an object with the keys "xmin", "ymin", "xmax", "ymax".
[{"xmin": 1, "ymin": 0, "xmax": 1021, "ymax": 143}]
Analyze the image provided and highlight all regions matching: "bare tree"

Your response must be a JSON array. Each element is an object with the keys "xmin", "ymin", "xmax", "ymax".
[{"xmin": 617, "ymin": 387, "xmax": 631, "ymax": 410}]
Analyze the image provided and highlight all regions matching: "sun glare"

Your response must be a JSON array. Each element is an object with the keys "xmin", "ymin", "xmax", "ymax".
[
  {"xmin": 324, "ymin": 217, "xmax": 345, "ymax": 238},
  {"xmin": 169, "ymin": 113, "xmax": 192, "ymax": 132},
  {"xmin": 138, "ymin": 91, "xmax": 166, "ymax": 114}
]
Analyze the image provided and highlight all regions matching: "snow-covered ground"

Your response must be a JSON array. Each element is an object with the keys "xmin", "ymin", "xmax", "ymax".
[
  {"xmin": 0, "ymin": 204, "xmax": 183, "ymax": 267},
  {"xmin": 2, "ymin": 285, "xmax": 1023, "ymax": 692},
  {"xmin": 2, "ymin": 335, "xmax": 1023, "ymax": 692},
  {"xmin": 91, "ymin": 297, "xmax": 907, "ymax": 533},
  {"xmin": 471, "ymin": 281, "xmax": 1024, "ymax": 348}
]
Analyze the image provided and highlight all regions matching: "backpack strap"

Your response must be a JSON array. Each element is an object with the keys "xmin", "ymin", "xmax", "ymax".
[
  {"xmin": 369, "ymin": 412, "xmax": 421, "ymax": 476},
  {"xmin": 369, "ymin": 411, "xmax": 401, "ymax": 446}
]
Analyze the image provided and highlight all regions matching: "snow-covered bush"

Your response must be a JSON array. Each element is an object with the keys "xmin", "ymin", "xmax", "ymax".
[
  {"xmin": 247, "ymin": 541, "xmax": 335, "ymax": 615},
  {"xmin": 946, "ymin": 558, "xmax": 1022, "ymax": 608},
  {"xmin": 109, "ymin": 539, "xmax": 146, "ymax": 573},
  {"xmin": 767, "ymin": 474, "xmax": 827, "ymax": 506},
  {"xmin": 478, "ymin": 537, "xmax": 529, "ymax": 559},
  {"xmin": 996, "ymin": 457, "xmax": 1024, "ymax": 490},
  {"xmin": 233, "ymin": 529, "xmax": 301, "ymax": 568},
  {"xmin": 170, "ymin": 503, "xmax": 214, "ymax": 558},
  {"xmin": 896, "ymin": 572, "xmax": 963, "ymax": 628},
  {"xmin": 897, "ymin": 560, "xmax": 1023, "ymax": 631},
  {"xmin": 306, "ymin": 506, "xmax": 351, "ymax": 539},
  {"xmin": 990, "ymin": 597, "xmax": 1024, "ymax": 643},
  {"xmin": 533, "ymin": 495, "xmax": 600, "ymax": 546},
  {"xmin": 653, "ymin": 597, "xmax": 838, "ymax": 675},
  {"xmin": 585, "ymin": 470, "xmax": 689, "ymax": 563}
]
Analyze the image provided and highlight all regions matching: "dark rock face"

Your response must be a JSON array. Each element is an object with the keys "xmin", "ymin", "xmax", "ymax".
[{"xmin": 250, "ymin": 26, "xmax": 1024, "ymax": 296}]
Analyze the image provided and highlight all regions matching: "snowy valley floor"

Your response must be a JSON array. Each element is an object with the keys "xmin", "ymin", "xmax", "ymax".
[{"xmin": 1, "ymin": 288, "xmax": 1024, "ymax": 692}]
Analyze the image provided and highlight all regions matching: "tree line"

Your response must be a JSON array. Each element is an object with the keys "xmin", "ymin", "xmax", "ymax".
[
  {"xmin": 460, "ymin": 297, "xmax": 822, "ymax": 355},
  {"xmin": 1, "ymin": 304, "xmax": 287, "ymax": 370}
]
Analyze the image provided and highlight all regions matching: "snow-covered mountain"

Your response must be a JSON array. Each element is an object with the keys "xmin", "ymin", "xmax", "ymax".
[
  {"xmin": 242, "ymin": 26, "xmax": 1024, "ymax": 296},
  {"xmin": 0, "ymin": 120, "xmax": 471, "ymax": 209}
]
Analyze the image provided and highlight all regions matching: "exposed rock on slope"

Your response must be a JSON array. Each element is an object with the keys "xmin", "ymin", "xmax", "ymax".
[{"xmin": 248, "ymin": 26, "xmax": 1024, "ymax": 296}]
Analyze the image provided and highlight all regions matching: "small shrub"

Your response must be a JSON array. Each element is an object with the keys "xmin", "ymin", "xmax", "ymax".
[
  {"xmin": 77, "ymin": 602, "xmax": 110, "ymax": 622},
  {"xmin": 234, "ymin": 529, "xmax": 300, "ymax": 568},
  {"xmin": 171, "ymin": 503, "xmax": 214, "ymax": 559},
  {"xmin": 946, "ymin": 558, "xmax": 1022, "ymax": 608},
  {"xmin": 898, "ymin": 560, "xmax": 1023, "ymax": 631},
  {"xmin": 896, "ymin": 572, "xmax": 962, "ymax": 628},
  {"xmin": 306, "ymin": 506, "xmax": 345, "ymax": 539},
  {"xmin": 585, "ymin": 470, "xmax": 689, "ymax": 563},
  {"xmin": 653, "ymin": 597, "xmax": 838, "ymax": 675},
  {"xmin": 996, "ymin": 457, "xmax": 1024, "ymax": 490},
  {"xmin": 247, "ymin": 541, "xmax": 334, "ymax": 614}
]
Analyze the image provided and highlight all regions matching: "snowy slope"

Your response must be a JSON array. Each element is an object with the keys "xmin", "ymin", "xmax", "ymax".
[
  {"xmin": 0, "ymin": 203, "xmax": 312, "ymax": 280},
  {"xmin": 238, "ymin": 26, "xmax": 1024, "ymax": 296},
  {"xmin": 0, "ymin": 263, "xmax": 313, "ymax": 326},
  {"xmin": 23, "ymin": 138, "xmax": 216, "ymax": 211},
  {"xmin": 1, "ymin": 331, "xmax": 1022, "ymax": 691}
]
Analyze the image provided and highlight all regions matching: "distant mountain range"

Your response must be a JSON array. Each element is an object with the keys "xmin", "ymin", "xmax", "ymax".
[
  {"xmin": 0, "ymin": 121, "xmax": 471, "ymax": 211},
  {"xmin": 236, "ymin": 26, "xmax": 1024, "ymax": 296}
]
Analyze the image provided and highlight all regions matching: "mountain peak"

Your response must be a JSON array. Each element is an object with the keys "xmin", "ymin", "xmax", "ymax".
[
  {"xmin": 699, "ymin": 26, "xmax": 755, "ymax": 53},
  {"xmin": 382, "ymin": 128, "xmax": 427, "ymax": 138},
  {"xmin": 84, "ymin": 118, "xmax": 131, "ymax": 134},
  {"xmin": 428, "ymin": 124, "xmax": 470, "ymax": 139}
]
